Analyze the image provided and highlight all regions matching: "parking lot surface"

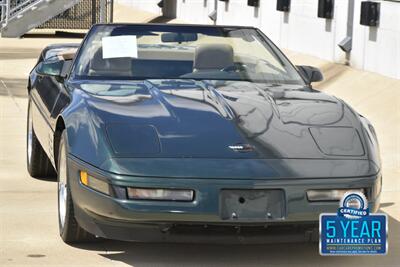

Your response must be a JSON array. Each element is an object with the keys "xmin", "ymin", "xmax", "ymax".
[{"xmin": 1, "ymin": 31, "xmax": 399, "ymax": 266}]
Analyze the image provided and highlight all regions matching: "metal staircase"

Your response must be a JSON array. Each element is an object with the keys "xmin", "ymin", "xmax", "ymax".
[{"xmin": 0, "ymin": 0, "xmax": 81, "ymax": 37}]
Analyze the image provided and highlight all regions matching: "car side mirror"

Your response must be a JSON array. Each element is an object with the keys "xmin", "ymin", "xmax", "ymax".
[
  {"xmin": 297, "ymin": 65, "xmax": 324, "ymax": 85},
  {"xmin": 36, "ymin": 60, "xmax": 66, "ymax": 81}
]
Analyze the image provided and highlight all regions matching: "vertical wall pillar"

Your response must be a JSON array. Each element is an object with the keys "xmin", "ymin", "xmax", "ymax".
[
  {"xmin": 213, "ymin": 0, "xmax": 218, "ymax": 25},
  {"xmin": 100, "ymin": 0, "xmax": 107, "ymax": 23},
  {"xmin": 345, "ymin": 0, "xmax": 355, "ymax": 59},
  {"xmin": 162, "ymin": 0, "xmax": 177, "ymax": 18}
]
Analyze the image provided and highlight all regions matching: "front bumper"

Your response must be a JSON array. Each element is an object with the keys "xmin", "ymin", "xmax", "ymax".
[{"xmin": 68, "ymin": 156, "xmax": 381, "ymax": 242}]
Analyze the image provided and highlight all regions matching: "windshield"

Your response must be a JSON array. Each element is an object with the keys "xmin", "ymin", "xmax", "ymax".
[{"xmin": 72, "ymin": 24, "xmax": 305, "ymax": 85}]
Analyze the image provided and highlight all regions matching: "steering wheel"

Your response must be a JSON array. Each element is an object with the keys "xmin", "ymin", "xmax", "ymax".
[
  {"xmin": 256, "ymin": 59, "xmax": 288, "ymax": 77},
  {"xmin": 221, "ymin": 63, "xmax": 250, "ymax": 73}
]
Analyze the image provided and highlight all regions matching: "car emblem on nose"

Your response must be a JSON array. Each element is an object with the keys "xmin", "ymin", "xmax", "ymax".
[{"xmin": 228, "ymin": 144, "xmax": 254, "ymax": 152}]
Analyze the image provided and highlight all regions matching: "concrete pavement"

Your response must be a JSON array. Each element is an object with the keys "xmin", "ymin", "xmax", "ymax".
[{"xmin": 0, "ymin": 11, "xmax": 399, "ymax": 267}]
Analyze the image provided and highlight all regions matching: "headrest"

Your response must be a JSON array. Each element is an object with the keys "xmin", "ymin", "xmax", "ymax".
[
  {"xmin": 193, "ymin": 44, "xmax": 234, "ymax": 71},
  {"xmin": 89, "ymin": 48, "xmax": 132, "ymax": 76}
]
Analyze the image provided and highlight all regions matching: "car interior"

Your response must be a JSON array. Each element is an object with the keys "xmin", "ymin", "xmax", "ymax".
[{"xmin": 87, "ymin": 43, "xmax": 239, "ymax": 79}]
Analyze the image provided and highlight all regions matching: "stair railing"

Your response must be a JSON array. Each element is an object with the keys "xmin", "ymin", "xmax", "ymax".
[
  {"xmin": 0, "ymin": 0, "xmax": 10, "ymax": 27},
  {"xmin": 1, "ymin": 0, "xmax": 41, "ymax": 29}
]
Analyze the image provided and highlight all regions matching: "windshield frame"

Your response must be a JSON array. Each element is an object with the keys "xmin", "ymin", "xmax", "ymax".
[{"xmin": 69, "ymin": 23, "xmax": 307, "ymax": 86}]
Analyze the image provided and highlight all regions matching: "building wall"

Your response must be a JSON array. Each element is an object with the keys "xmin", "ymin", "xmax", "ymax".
[
  {"xmin": 116, "ymin": 0, "xmax": 162, "ymax": 16},
  {"xmin": 351, "ymin": 0, "xmax": 400, "ymax": 79},
  {"xmin": 226, "ymin": 0, "xmax": 347, "ymax": 62},
  {"xmin": 177, "ymin": 0, "xmax": 214, "ymax": 24}
]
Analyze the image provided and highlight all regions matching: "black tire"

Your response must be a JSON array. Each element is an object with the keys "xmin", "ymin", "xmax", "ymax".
[
  {"xmin": 26, "ymin": 97, "xmax": 57, "ymax": 178},
  {"xmin": 57, "ymin": 131, "xmax": 96, "ymax": 243}
]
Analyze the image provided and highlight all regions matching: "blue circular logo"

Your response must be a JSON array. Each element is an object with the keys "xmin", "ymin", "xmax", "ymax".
[{"xmin": 338, "ymin": 191, "xmax": 369, "ymax": 219}]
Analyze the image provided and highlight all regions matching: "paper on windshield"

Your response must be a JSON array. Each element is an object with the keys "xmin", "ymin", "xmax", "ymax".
[{"xmin": 102, "ymin": 35, "xmax": 138, "ymax": 59}]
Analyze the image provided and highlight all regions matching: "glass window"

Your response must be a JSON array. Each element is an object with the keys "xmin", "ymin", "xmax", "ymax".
[{"xmin": 72, "ymin": 24, "xmax": 305, "ymax": 85}]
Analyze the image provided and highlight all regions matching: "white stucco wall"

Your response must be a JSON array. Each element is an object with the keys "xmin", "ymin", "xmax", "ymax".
[
  {"xmin": 177, "ymin": 0, "xmax": 214, "ymax": 24},
  {"xmin": 116, "ymin": 0, "xmax": 162, "ymax": 16},
  {"xmin": 351, "ymin": 0, "xmax": 400, "ymax": 79},
  {"xmin": 217, "ymin": 0, "xmax": 262, "ymax": 27}
]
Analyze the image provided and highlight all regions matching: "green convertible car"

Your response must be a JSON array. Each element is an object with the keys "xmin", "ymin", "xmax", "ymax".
[{"xmin": 26, "ymin": 23, "xmax": 382, "ymax": 243}]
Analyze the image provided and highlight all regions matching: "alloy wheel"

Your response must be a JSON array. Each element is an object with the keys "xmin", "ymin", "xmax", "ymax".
[
  {"xmin": 58, "ymin": 143, "xmax": 67, "ymax": 230},
  {"xmin": 27, "ymin": 103, "xmax": 33, "ymax": 166}
]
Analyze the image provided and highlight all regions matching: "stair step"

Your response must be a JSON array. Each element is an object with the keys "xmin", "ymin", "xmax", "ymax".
[{"xmin": 1, "ymin": 0, "xmax": 81, "ymax": 38}]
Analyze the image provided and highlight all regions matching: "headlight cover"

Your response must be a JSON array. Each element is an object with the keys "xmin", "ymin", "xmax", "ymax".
[{"xmin": 105, "ymin": 124, "xmax": 161, "ymax": 156}]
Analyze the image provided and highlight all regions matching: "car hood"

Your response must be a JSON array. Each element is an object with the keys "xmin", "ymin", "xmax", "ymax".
[{"xmin": 68, "ymin": 79, "xmax": 368, "ymax": 162}]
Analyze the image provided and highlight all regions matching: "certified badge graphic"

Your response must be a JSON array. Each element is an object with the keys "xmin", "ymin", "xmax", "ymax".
[
  {"xmin": 339, "ymin": 192, "xmax": 369, "ymax": 219},
  {"xmin": 320, "ymin": 191, "xmax": 388, "ymax": 255}
]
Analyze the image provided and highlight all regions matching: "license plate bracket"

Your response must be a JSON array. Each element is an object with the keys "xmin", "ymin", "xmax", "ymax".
[{"xmin": 220, "ymin": 189, "xmax": 285, "ymax": 221}]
